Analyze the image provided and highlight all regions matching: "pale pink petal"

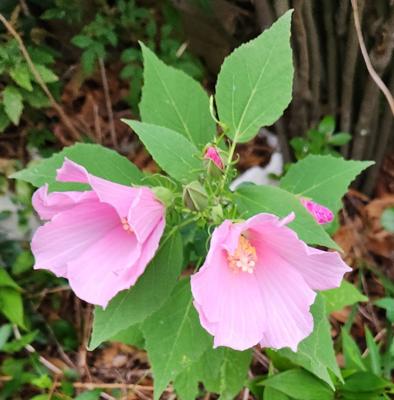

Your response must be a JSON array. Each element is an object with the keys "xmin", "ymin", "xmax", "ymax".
[
  {"xmin": 56, "ymin": 159, "xmax": 136, "ymax": 217},
  {"xmin": 127, "ymin": 187, "xmax": 165, "ymax": 243},
  {"xmin": 191, "ymin": 223, "xmax": 266, "ymax": 351},
  {"xmin": 125, "ymin": 217, "xmax": 166, "ymax": 282},
  {"xmin": 31, "ymin": 202, "xmax": 119, "ymax": 277},
  {"xmin": 252, "ymin": 246, "xmax": 316, "ymax": 351},
  {"xmin": 247, "ymin": 213, "xmax": 351, "ymax": 291},
  {"xmin": 67, "ymin": 226, "xmax": 142, "ymax": 308},
  {"xmin": 32, "ymin": 185, "xmax": 97, "ymax": 220}
]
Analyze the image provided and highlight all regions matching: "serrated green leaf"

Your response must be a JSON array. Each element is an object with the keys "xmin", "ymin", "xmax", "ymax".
[
  {"xmin": 321, "ymin": 281, "xmax": 367, "ymax": 314},
  {"xmin": 215, "ymin": 11, "xmax": 293, "ymax": 143},
  {"xmin": 142, "ymin": 279, "xmax": 211, "ymax": 400},
  {"xmin": 276, "ymin": 295, "xmax": 341, "ymax": 389},
  {"xmin": 262, "ymin": 369, "xmax": 334, "ymax": 400},
  {"xmin": 123, "ymin": 120, "xmax": 202, "ymax": 182},
  {"xmin": 10, "ymin": 64, "xmax": 32, "ymax": 91},
  {"xmin": 34, "ymin": 64, "xmax": 58, "ymax": 83},
  {"xmin": 90, "ymin": 230, "xmax": 183, "ymax": 350},
  {"xmin": 3, "ymin": 85, "xmax": 23, "ymax": 125},
  {"xmin": 11, "ymin": 143, "xmax": 143, "ymax": 189},
  {"xmin": 174, "ymin": 346, "xmax": 251, "ymax": 400},
  {"xmin": 139, "ymin": 43, "xmax": 215, "ymax": 147},
  {"xmin": 0, "ymin": 288, "xmax": 25, "ymax": 328},
  {"xmin": 234, "ymin": 184, "xmax": 339, "ymax": 249},
  {"xmin": 280, "ymin": 155, "xmax": 374, "ymax": 214}
]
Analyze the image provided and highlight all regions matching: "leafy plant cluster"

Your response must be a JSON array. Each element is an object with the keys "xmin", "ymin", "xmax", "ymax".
[
  {"xmin": 5, "ymin": 10, "xmax": 393, "ymax": 400},
  {"xmin": 0, "ymin": 0, "xmax": 203, "ymax": 142}
]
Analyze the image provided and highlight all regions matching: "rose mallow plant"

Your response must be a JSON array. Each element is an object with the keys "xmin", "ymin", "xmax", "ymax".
[{"xmin": 13, "ymin": 10, "xmax": 374, "ymax": 400}]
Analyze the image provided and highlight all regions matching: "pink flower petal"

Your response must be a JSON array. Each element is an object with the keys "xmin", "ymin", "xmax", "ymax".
[
  {"xmin": 204, "ymin": 146, "xmax": 224, "ymax": 169},
  {"xmin": 67, "ymin": 226, "xmax": 142, "ymax": 308},
  {"xmin": 32, "ymin": 185, "xmax": 97, "ymax": 220},
  {"xmin": 252, "ymin": 241, "xmax": 316, "ymax": 351},
  {"xmin": 127, "ymin": 187, "xmax": 165, "ymax": 243},
  {"xmin": 57, "ymin": 159, "xmax": 136, "ymax": 217},
  {"xmin": 248, "ymin": 213, "xmax": 351, "ymax": 291},
  {"xmin": 191, "ymin": 223, "xmax": 266, "ymax": 351},
  {"xmin": 31, "ymin": 201, "xmax": 120, "ymax": 278}
]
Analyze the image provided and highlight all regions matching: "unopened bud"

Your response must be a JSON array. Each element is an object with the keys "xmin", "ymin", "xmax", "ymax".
[
  {"xmin": 300, "ymin": 198, "xmax": 334, "ymax": 224},
  {"xmin": 183, "ymin": 181, "xmax": 208, "ymax": 212},
  {"xmin": 204, "ymin": 146, "xmax": 224, "ymax": 176},
  {"xmin": 152, "ymin": 186, "xmax": 174, "ymax": 207}
]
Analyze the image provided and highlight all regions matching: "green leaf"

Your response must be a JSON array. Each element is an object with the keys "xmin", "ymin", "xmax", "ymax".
[
  {"xmin": 321, "ymin": 281, "xmax": 367, "ymax": 314},
  {"xmin": 280, "ymin": 155, "xmax": 374, "ymax": 214},
  {"xmin": 318, "ymin": 116, "xmax": 335, "ymax": 135},
  {"xmin": 262, "ymin": 369, "xmax": 334, "ymax": 400},
  {"xmin": 328, "ymin": 133, "xmax": 352, "ymax": 146},
  {"xmin": 123, "ymin": 120, "xmax": 202, "ymax": 182},
  {"xmin": 276, "ymin": 295, "xmax": 341, "ymax": 389},
  {"xmin": 34, "ymin": 64, "xmax": 58, "ymax": 83},
  {"xmin": 74, "ymin": 390, "xmax": 101, "ymax": 400},
  {"xmin": 234, "ymin": 184, "xmax": 339, "ymax": 249},
  {"xmin": 71, "ymin": 35, "xmax": 94, "ymax": 49},
  {"xmin": 365, "ymin": 326, "xmax": 381, "ymax": 375},
  {"xmin": 89, "ymin": 230, "xmax": 183, "ymax": 350},
  {"xmin": 342, "ymin": 372, "xmax": 389, "ymax": 392},
  {"xmin": 10, "ymin": 64, "xmax": 32, "ymax": 91},
  {"xmin": 174, "ymin": 347, "xmax": 252, "ymax": 400},
  {"xmin": 2, "ymin": 330, "xmax": 37, "ymax": 353},
  {"xmin": 0, "ymin": 324, "xmax": 12, "ymax": 348},
  {"xmin": 11, "ymin": 143, "xmax": 143, "ymax": 189},
  {"xmin": 0, "ymin": 288, "xmax": 25, "ymax": 328},
  {"xmin": 215, "ymin": 11, "xmax": 293, "ymax": 143},
  {"xmin": 111, "ymin": 324, "xmax": 144, "ymax": 348},
  {"xmin": 0, "ymin": 106, "xmax": 10, "ymax": 132},
  {"xmin": 342, "ymin": 329, "xmax": 366, "ymax": 371},
  {"xmin": 139, "ymin": 43, "xmax": 215, "ymax": 148},
  {"xmin": 264, "ymin": 387, "xmax": 291, "ymax": 400},
  {"xmin": 3, "ymin": 86, "xmax": 23, "ymax": 125},
  {"xmin": 0, "ymin": 268, "xmax": 22, "ymax": 290},
  {"xmin": 381, "ymin": 208, "xmax": 394, "ymax": 233},
  {"xmin": 142, "ymin": 279, "xmax": 211, "ymax": 400},
  {"xmin": 374, "ymin": 298, "xmax": 394, "ymax": 323}
]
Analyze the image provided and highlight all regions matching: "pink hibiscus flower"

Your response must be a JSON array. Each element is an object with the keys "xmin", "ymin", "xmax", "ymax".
[
  {"xmin": 204, "ymin": 146, "xmax": 224, "ymax": 170},
  {"xmin": 31, "ymin": 159, "xmax": 165, "ymax": 308},
  {"xmin": 191, "ymin": 213, "xmax": 351, "ymax": 351},
  {"xmin": 300, "ymin": 198, "xmax": 334, "ymax": 224}
]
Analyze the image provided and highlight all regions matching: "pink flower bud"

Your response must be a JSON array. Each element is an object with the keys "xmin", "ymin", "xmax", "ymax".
[
  {"xmin": 204, "ymin": 146, "xmax": 224, "ymax": 170},
  {"xmin": 300, "ymin": 198, "xmax": 334, "ymax": 224}
]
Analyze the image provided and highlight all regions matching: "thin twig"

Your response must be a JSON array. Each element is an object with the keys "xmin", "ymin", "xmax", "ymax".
[
  {"xmin": 351, "ymin": 0, "xmax": 394, "ymax": 116},
  {"xmin": 0, "ymin": 13, "xmax": 82, "ymax": 141},
  {"xmin": 99, "ymin": 57, "xmax": 118, "ymax": 148},
  {"xmin": 12, "ymin": 325, "xmax": 63, "ymax": 375}
]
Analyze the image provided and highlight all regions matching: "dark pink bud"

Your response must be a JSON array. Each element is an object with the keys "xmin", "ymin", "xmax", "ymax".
[
  {"xmin": 300, "ymin": 198, "xmax": 334, "ymax": 224},
  {"xmin": 204, "ymin": 146, "xmax": 224, "ymax": 170}
]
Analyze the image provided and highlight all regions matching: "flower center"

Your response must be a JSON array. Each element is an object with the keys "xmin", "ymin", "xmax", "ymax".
[
  {"xmin": 121, "ymin": 217, "xmax": 133, "ymax": 234},
  {"xmin": 227, "ymin": 235, "xmax": 257, "ymax": 274}
]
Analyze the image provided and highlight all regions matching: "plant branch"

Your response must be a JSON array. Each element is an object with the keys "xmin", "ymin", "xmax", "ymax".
[
  {"xmin": 350, "ymin": 0, "xmax": 394, "ymax": 116},
  {"xmin": 99, "ymin": 57, "xmax": 118, "ymax": 148},
  {"xmin": 0, "ymin": 13, "xmax": 82, "ymax": 142}
]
